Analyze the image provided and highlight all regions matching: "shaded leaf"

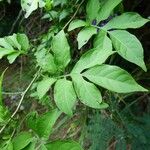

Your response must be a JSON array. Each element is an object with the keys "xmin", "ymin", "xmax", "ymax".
[
  {"xmin": 36, "ymin": 110, "xmax": 61, "ymax": 138},
  {"xmin": 12, "ymin": 132, "xmax": 33, "ymax": 150}
]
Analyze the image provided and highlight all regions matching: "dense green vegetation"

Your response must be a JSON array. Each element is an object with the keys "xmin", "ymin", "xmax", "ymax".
[{"xmin": 0, "ymin": 0, "xmax": 150, "ymax": 149}]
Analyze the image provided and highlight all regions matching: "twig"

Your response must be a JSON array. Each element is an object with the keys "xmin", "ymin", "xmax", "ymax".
[
  {"xmin": 0, "ymin": 69, "xmax": 41, "ymax": 135},
  {"xmin": 9, "ymin": 10, "xmax": 23, "ymax": 35},
  {"xmin": 2, "ymin": 92, "xmax": 23, "ymax": 95},
  {"xmin": 62, "ymin": 0, "xmax": 84, "ymax": 30}
]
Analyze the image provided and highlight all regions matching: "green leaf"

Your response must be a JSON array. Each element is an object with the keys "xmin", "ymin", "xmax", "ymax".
[
  {"xmin": 97, "ymin": 0, "xmax": 122, "ymax": 22},
  {"xmin": 37, "ymin": 78, "xmax": 56, "ymax": 99},
  {"xmin": 22, "ymin": 142, "xmax": 36, "ymax": 150},
  {"xmin": 77, "ymin": 26, "xmax": 97, "ymax": 49},
  {"xmin": 17, "ymin": 33, "xmax": 29, "ymax": 51},
  {"xmin": 2, "ymin": 140, "xmax": 13, "ymax": 150},
  {"xmin": 68, "ymin": 20, "xmax": 87, "ymax": 31},
  {"xmin": 35, "ymin": 109, "xmax": 61, "ymax": 138},
  {"xmin": 52, "ymin": 30, "xmax": 71, "ymax": 70},
  {"xmin": 46, "ymin": 140, "xmax": 83, "ymax": 150},
  {"xmin": 93, "ymin": 30, "xmax": 112, "ymax": 48},
  {"xmin": 98, "ymin": 102, "xmax": 109, "ymax": 109},
  {"xmin": 0, "ymin": 33, "xmax": 29, "ymax": 63},
  {"xmin": 72, "ymin": 32, "xmax": 114, "ymax": 73},
  {"xmin": 54, "ymin": 78, "xmax": 77, "ymax": 116},
  {"xmin": 5, "ymin": 34, "xmax": 21, "ymax": 50},
  {"xmin": 35, "ymin": 49, "xmax": 57, "ymax": 73},
  {"xmin": 26, "ymin": 112, "xmax": 37, "ymax": 132},
  {"xmin": 21, "ymin": 0, "xmax": 46, "ymax": 18},
  {"xmin": 12, "ymin": 132, "xmax": 33, "ymax": 150},
  {"xmin": 59, "ymin": 9, "xmax": 70, "ymax": 22},
  {"xmin": 109, "ymin": 30, "xmax": 147, "ymax": 71},
  {"xmin": 7, "ymin": 52, "xmax": 20, "ymax": 64},
  {"xmin": 0, "ymin": 48, "xmax": 15, "ymax": 60},
  {"xmin": 83, "ymin": 64, "xmax": 148, "ymax": 93},
  {"xmin": 0, "ymin": 105, "xmax": 9, "ymax": 123},
  {"xmin": 71, "ymin": 74, "xmax": 102, "ymax": 108},
  {"xmin": 104, "ymin": 12, "xmax": 149, "ymax": 30},
  {"xmin": 86, "ymin": 0, "xmax": 100, "ymax": 22}
]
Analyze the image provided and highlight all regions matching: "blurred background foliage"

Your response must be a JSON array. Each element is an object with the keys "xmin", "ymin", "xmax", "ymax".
[{"xmin": 0, "ymin": 0, "xmax": 150, "ymax": 149}]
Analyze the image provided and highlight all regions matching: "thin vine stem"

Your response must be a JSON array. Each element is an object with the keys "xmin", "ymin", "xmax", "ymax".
[
  {"xmin": 0, "ymin": 68, "xmax": 41, "ymax": 134},
  {"xmin": 62, "ymin": 0, "xmax": 85, "ymax": 30}
]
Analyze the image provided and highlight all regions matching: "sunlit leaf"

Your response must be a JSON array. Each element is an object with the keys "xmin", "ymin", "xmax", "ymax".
[
  {"xmin": 77, "ymin": 26, "xmax": 97, "ymax": 49},
  {"xmin": 104, "ymin": 12, "xmax": 149, "ymax": 30},
  {"xmin": 72, "ymin": 74, "xmax": 102, "ymax": 108},
  {"xmin": 83, "ymin": 64, "xmax": 148, "ymax": 93},
  {"xmin": 109, "ymin": 30, "xmax": 147, "ymax": 71},
  {"xmin": 54, "ymin": 78, "xmax": 76, "ymax": 116}
]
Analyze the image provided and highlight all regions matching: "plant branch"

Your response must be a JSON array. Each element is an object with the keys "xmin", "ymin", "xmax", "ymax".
[
  {"xmin": 62, "ymin": 0, "xmax": 84, "ymax": 30},
  {"xmin": 0, "ymin": 69, "xmax": 41, "ymax": 135}
]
